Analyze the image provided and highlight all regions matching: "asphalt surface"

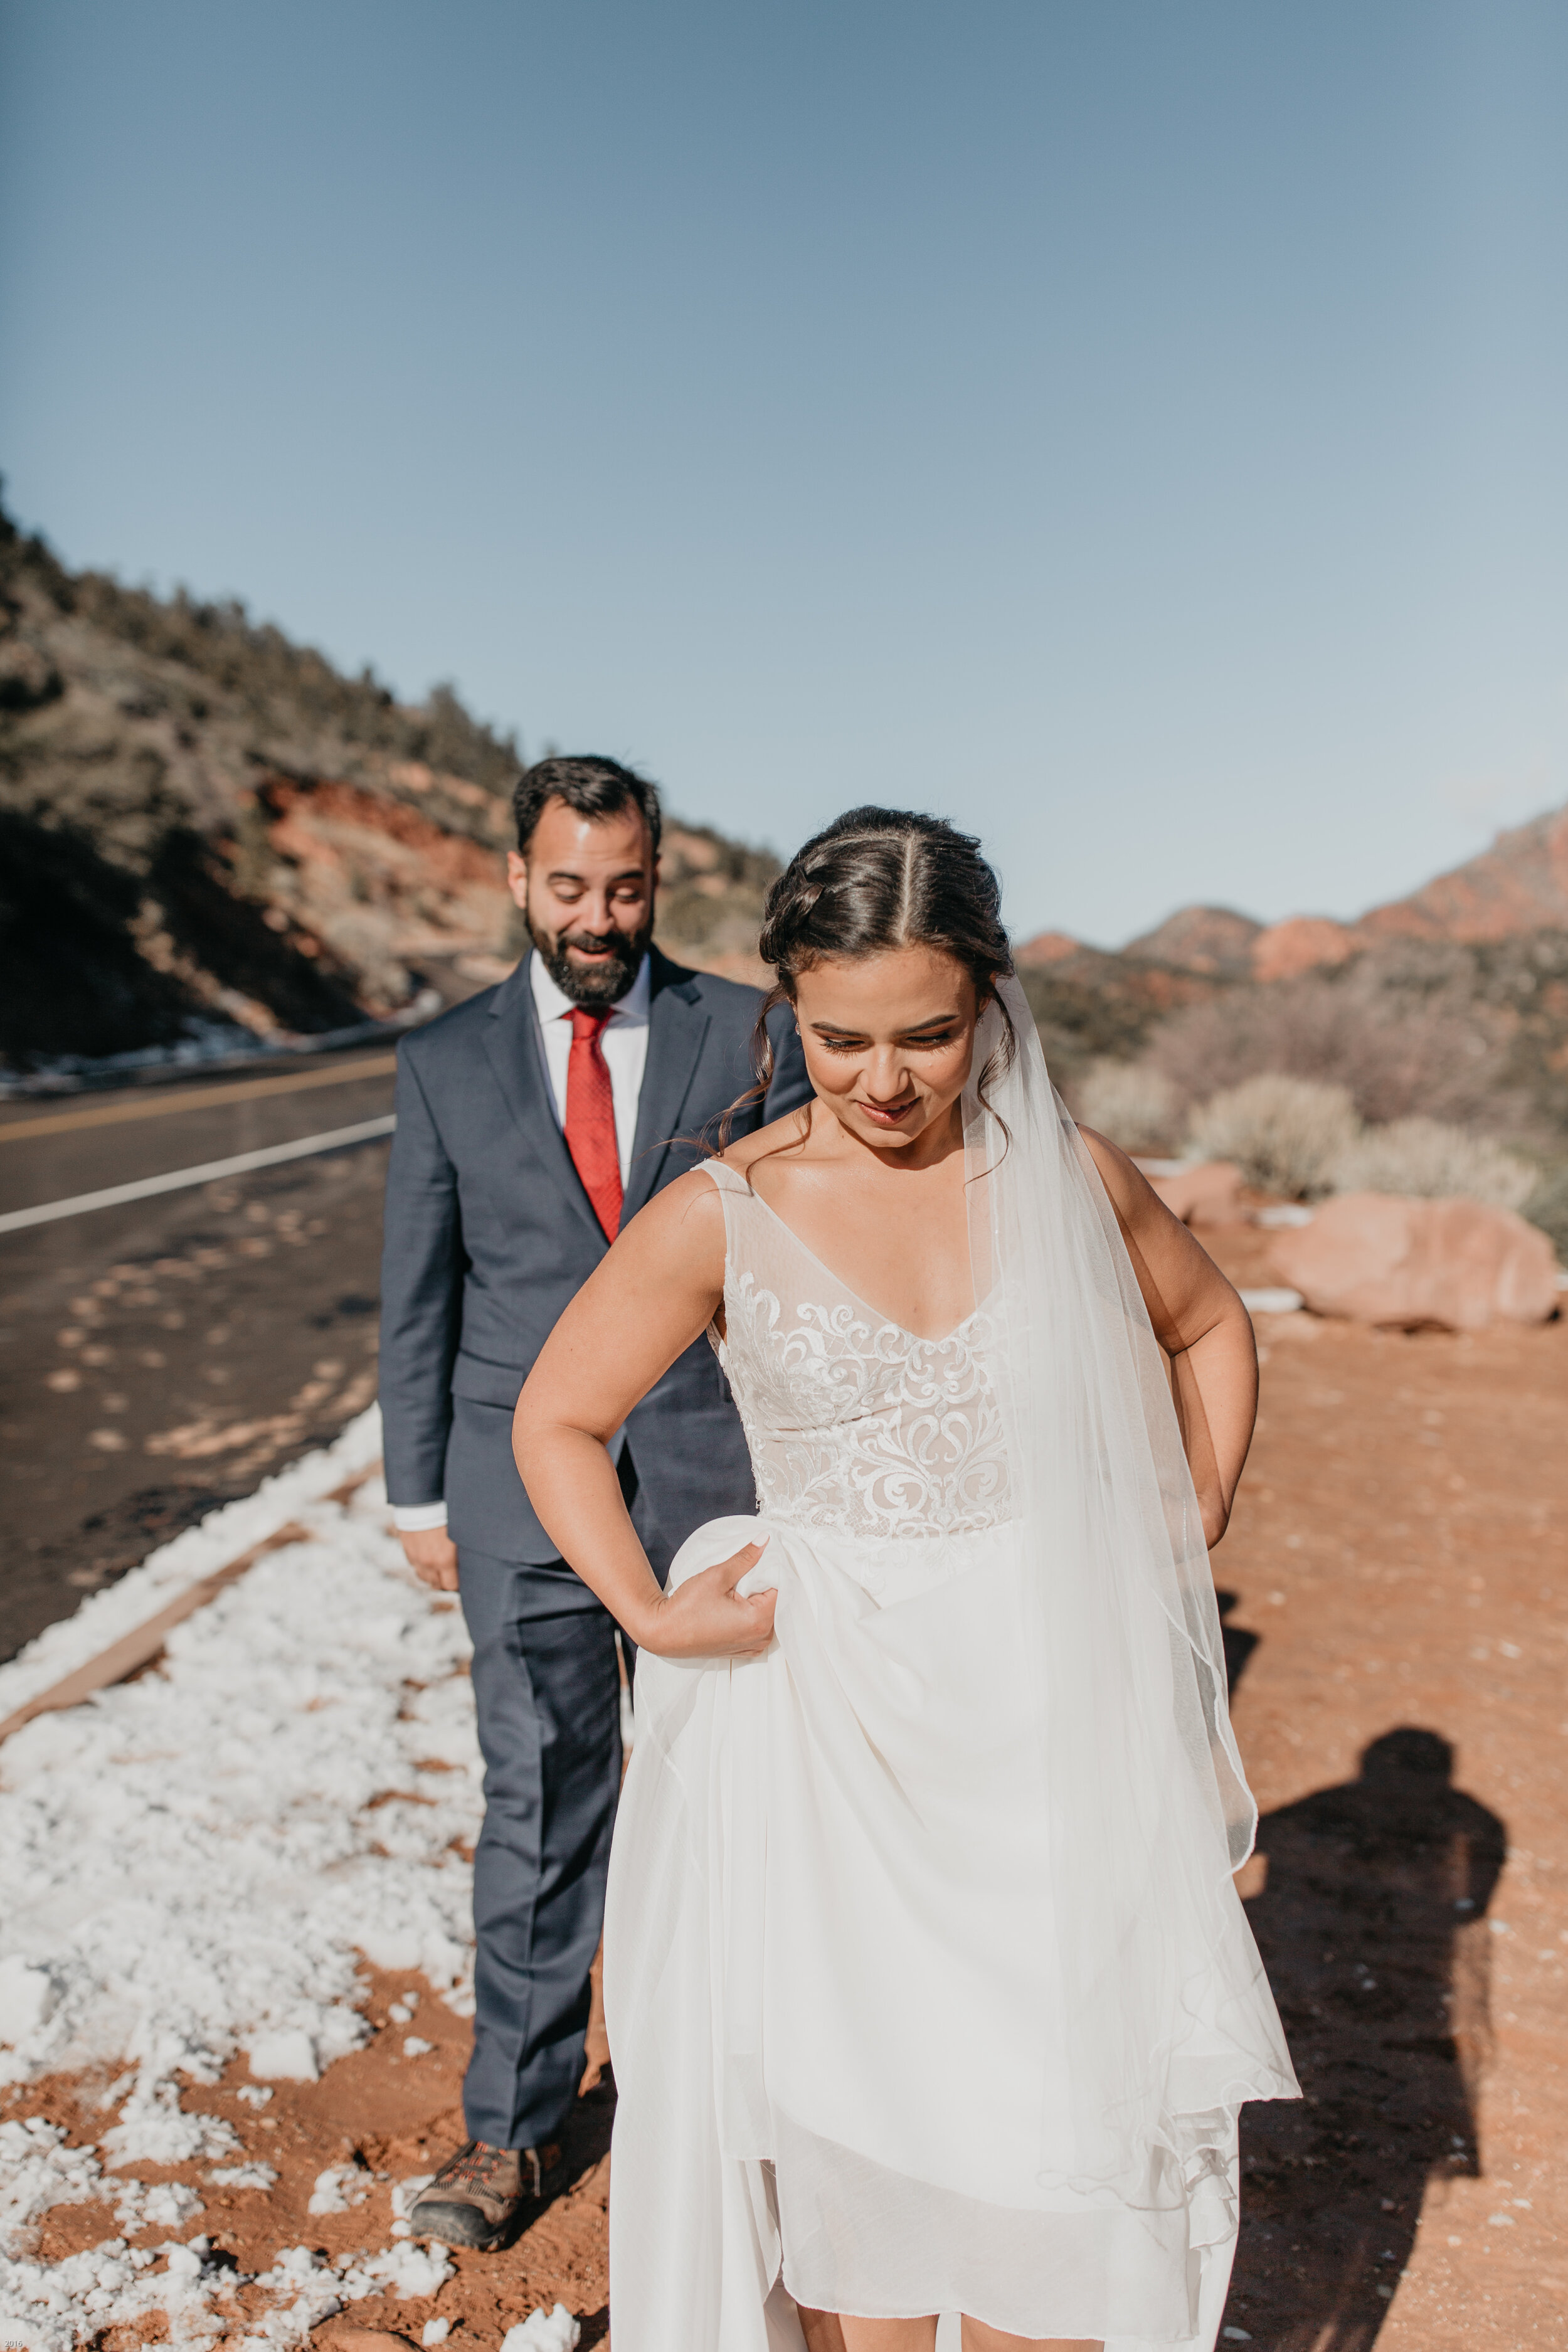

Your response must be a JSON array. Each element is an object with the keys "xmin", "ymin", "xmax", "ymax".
[{"xmin": 0, "ymin": 1046, "xmax": 400, "ymax": 1663}]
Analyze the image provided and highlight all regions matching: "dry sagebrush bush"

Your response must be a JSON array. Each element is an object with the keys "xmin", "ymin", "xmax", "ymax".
[
  {"xmin": 1186, "ymin": 1074, "xmax": 1361, "ymax": 1199},
  {"xmin": 1185, "ymin": 1078, "xmax": 1540, "ymax": 1214},
  {"xmin": 1071, "ymin": 1058, "xmax": 1179, "ymax": 1153},
  {"xmin": 1522, "ymin": 1165, "xmax": 1568, "ymax": 1258},
  {"xmin": 1146, "ymin": 970, "xmax": 1508, "ymax": 1129},
  {"xmin": 1330, "ymin": 1118, "xmax": 1536, "ymax": 1212}
]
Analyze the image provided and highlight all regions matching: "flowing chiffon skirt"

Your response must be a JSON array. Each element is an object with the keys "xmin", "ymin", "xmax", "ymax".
[{"xmin": 603, "ymin": 1512, "xmax": 1289, "ymax": 2351}]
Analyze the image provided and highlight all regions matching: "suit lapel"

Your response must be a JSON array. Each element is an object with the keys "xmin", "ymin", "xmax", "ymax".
[
  {"xmin": 623, "ymin": 950, "xmax": 712, "ymax": 1222},
  {"xmin": 480, "ymin": 953, "xmax": 606, "ymax": 1246}
]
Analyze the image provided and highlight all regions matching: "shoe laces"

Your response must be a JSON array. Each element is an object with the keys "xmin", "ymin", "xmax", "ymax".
[{"xmin": 447, "ymin": 2140, "xmax": 510, "ymax": 2191}]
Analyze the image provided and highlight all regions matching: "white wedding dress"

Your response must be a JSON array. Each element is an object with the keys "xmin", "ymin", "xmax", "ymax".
[{"xmin": 603, "ymin": 1121, "xmax": 1296, "ymax": 2350}]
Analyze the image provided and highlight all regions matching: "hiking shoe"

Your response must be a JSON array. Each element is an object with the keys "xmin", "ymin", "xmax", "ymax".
[{"xmin": 406, "ymin": 2139, "xmax": 560, "ymax": 2250}]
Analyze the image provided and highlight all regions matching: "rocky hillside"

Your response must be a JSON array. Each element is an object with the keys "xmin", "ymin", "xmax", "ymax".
[
  {"xmin": 0, "ymin": 502, "xmax": 778, "ymax": 1077},
  {"xmin": 1014, "ymin": 804, "xmax": 1568, "ymax": 1147}
]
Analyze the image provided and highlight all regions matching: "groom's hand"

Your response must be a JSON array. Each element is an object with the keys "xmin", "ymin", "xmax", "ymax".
[{"xmin": 400, "ymin": 1527, "xmax": 461, "ymax": 1592}]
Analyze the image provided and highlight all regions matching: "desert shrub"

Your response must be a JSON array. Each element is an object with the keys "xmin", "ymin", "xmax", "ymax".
[
  {"xmin": 1330, "ymin": 1117, "xmax": 1535, "ymax": 1211},
  {"xmin": 1187, "ymin": 1074, "xmax": 1360, "ymax": 1199},
  {"xmin": 1071, "ymin": 1057, "xmax": 1179, "ymax": 1153},
  {"xmin": 1017, "ymin": 961, "xmax": 1176, "ymax": 1094},
  {"xmin": 1145, "ymin": 968, "xmax": 1510, "ymax": 1129},
  {"xmin": 1522, "ymin": 1164, "xmax": 1568, "ymax": 1259}
]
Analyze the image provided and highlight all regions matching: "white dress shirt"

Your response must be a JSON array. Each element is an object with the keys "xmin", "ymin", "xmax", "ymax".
[
  {"xmin": 528, "ymin": 947, "xmax": 652, "ymax": 1185},
  {"xmin": 393, "ymin": 950, "xmax": 652, "ymax": 1536}
]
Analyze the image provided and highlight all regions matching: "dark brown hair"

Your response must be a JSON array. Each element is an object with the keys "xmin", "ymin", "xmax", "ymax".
[
  {"xmin": 728, "ymin": 805, "xmax": 1016, "ymax": 1135},
  {"xmin": 512, "ymin": 754, "xmax": 662, "ymax": 857}
]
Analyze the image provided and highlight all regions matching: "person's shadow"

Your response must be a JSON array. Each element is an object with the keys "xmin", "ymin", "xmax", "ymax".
[{"xmin": 1222, "ymin": 1727, "xmax": 1507, "ymax": 2349}]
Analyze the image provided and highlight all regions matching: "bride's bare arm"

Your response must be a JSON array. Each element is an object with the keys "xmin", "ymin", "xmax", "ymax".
[
  {"xmin": 1078, "ymin": 1127, "xmax": 1258, "ymax": 1548},
  {"xmin": 512, "ymin": 1169, "xmax": 776, "ymax": 1660}
]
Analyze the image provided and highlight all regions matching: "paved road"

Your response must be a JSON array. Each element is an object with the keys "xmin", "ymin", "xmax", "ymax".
[{"xmin": 0, "ymin": 1047, "xmax": 400, "ymax": 1662}]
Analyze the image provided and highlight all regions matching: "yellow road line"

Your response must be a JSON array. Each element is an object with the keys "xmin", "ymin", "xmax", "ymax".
[{"xmin": 0, "ymin": 1053, "xmax": 400, "ymax": 1143}]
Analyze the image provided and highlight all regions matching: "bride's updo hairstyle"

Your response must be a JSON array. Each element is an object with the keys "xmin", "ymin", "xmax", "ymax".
[{"xmin": 733, "ymin": 805, "xmax": 1016, "ymax": 1126}]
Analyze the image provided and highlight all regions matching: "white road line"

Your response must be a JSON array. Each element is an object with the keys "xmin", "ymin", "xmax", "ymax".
[{"xmin": 0, "ymin": 1115, "xmax": 397, "ymax": 1234}]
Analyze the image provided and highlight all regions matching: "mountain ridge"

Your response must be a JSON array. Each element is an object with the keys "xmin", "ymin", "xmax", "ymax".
[{"xmin": 1019, "ymin": 802, "xmax": 1568, "ymax": 984}]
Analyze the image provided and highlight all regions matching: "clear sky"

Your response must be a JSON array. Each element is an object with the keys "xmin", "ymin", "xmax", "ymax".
[{"xmin": 3, "ymin": 1, "xmax": 1565, "ymax": 946}]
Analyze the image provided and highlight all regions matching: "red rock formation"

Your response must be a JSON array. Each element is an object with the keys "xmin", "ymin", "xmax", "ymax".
[
  {"xmin": 249, "ymin": 776, "xmax": 514, "ymax": 1007},
  {"xmin": 1356, "ymin": 805, "xmax": 1568, "ymax": 945},
  {"xmin": 1269, "ymin": 1194, "xmax": 1560, "ymax": 1332},
  {"xmin": 1121, "ymin": 905, "xmax": 1263, "ymax": 975},
  {"xmin": 1249, "ymin": 916, "xmax": 1357, "ymax": 983},
  {"xmin": 1014, "ymin": 930, "xmax": 1084, "ymax": 967}
]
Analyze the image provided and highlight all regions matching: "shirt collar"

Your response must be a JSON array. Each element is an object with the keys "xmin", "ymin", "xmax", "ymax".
[{"xmin": 530, "ymin": 948, "xmax": 652, "ymax": 1026}]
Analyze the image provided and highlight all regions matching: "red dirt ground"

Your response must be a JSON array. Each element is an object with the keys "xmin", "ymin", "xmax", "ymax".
[{"xmin": 4, "ymin": 1239, "xmax": 1565, "ymax": 2349}]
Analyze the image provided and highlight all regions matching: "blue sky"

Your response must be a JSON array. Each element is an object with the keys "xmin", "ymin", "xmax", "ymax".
[{"xmin": 3, "ymin": 1, "xmax": 1565, "ymax": 945}]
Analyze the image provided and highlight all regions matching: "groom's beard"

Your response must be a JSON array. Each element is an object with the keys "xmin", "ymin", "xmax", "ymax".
[{"xmin": 529, "ymin": 914, "xmax": 653, "ymax": 1009}]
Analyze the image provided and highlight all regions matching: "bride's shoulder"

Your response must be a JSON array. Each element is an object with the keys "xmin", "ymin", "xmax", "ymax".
[
  {"xmin": 714, "ymin": 1104, "xmax": 814, "ymax": 1185},
  {"xmin": 1075, "ymin": 1122, "xmax": 1139, "ymax": 1198},
  {"xmin": 1074, "ymin": 1124, "xmax": 1171, "ymax": 1227},
  {"xmin": 618, "ymin": 1165, "xmax": 728, "ymax": 1290}
]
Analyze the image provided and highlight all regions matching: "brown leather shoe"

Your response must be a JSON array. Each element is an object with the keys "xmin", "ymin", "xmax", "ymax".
[{"xmin": 406, "ymin": 2139, "xmax": 561, "ymax": 2250}]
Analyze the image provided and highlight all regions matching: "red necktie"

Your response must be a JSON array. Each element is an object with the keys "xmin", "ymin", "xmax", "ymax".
[{"xmin": 564, "ymin": 1007, "xmax": 623, "ymax": 1240}]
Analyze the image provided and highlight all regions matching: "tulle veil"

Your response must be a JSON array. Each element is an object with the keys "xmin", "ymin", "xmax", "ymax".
[{"xmin": 963, "ymin": 977, "xmax": 1296, "ymax": 2203}]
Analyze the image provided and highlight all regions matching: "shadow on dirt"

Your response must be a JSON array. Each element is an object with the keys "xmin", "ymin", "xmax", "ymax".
[
  {"xmin": 1224, "ymin": 1728, "xmax": 1507, "ymax": 2351},
  {"xmin": 1216, "ymin": 1590, "xmax": 1259, "ymax": 1697},
  {"xmin": 558, "ymin": 2062, "xmax": 617, "ymax": 2191}
]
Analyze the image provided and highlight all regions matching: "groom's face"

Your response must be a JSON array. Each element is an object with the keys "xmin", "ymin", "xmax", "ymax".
[{"xmin": 507, "ymin": 798, "xmax": 658, "ymax": 1007}]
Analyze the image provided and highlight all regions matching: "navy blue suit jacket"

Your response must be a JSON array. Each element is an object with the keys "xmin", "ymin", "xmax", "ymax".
[{"xmin": 378, "ymin": 946, "xmax": 810, "ymax": 1571}]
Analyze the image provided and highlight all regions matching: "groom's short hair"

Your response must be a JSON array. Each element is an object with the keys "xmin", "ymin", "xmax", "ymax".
[{"xmin": 513, "ymin": 755, "xmax": 663, "ymax": 859}]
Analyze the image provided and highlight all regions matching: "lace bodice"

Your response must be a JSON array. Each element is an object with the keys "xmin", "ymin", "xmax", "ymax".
[{"xmin": 702, "ymin": 1161, "xmax": 1010, "ymax": 1541}]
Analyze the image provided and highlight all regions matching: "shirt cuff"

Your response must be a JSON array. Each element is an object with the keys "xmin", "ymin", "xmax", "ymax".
[{"xmin": 391, "ymin": 1502, "xmax": 450, "ymax": 1533}]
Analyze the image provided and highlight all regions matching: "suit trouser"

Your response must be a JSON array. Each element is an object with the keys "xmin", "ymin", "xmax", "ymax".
[{"xmin": 457, "ymin": 1451, "xmax": 666, "ymax": 2151}]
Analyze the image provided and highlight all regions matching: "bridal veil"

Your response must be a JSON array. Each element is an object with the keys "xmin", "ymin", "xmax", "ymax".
[{"xmin": 963, "ymin": 977, "xmax": 1292, "ymax": 2205}]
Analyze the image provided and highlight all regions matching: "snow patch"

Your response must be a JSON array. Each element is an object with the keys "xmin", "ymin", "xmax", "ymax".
[
  {"xmin": 0, "ymin": 1485, "xmax": 479, "ymax": 2134},
  {"xmin": 0, "ymin": 1407, "xmax": 385, "ymax": 1722},
  {"xmin": 100, "ymin": 2085, "xmax": 239, "ymax": 2170},
  {"xmin": 1, "ymin": 2227, "xmax": 457, "ymax": 2352},
  {"xmin": 0, "ymin": 1962, "xmax": 60, "ymax": 2047},
  {"xmin": 0, "ymin": 2121, "xmax": 103, "ymax": 2255},
  {"xmin": 208, "ymin": 2161, "xmax": 277, "ymax": 2191},
  {"xmin": 0, "ymin": 2233, "xmax": 235, "ymax": 2352},
  {"xmin": 247, "ymin": 2028, "xmax": 319, "ymax": 2083},
  {"xmin": 307, "ymin": 2163, "xmax": 370, "ymax": 2216},
  {"xmin": 112, "ymin": 2178, "xmax": 205, "ymax": 2233},
  {"xmin": 0, "ymin": 1454, "xmax": 483, "ymax": 2337},
  {"xmin": 0, "ymin": 2113, "xmax": 208, "ymax": 2255},
  {"xmin": 502, "ymin": 2305, "xmax": 583, "ymax": 2352}
]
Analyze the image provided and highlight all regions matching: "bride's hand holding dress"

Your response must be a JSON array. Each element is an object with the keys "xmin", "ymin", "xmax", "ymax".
[{"xmin": 511, "ymin": 1158, "xmax": 778, "ymax": 1658}]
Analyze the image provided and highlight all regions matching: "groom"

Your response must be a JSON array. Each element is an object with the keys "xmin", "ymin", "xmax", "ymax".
[{"xmin": 379, "ymin": 755, "xmax": 808, "ymax": 2247}]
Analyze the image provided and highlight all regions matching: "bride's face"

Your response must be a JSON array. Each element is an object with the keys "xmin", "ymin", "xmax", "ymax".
[{"xmin": 792, "ymin": 945, "xmax": 979, "ymax": 1154}]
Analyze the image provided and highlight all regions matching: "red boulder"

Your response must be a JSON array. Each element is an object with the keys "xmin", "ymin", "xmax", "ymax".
[
  {"xmin": 1269, "ymin": 1192, "xmax": 1559, "ymax": 1332},
  {"xmin": 1148, "ymin": 1160, "xmax": 1245, "ymax": 1228}
]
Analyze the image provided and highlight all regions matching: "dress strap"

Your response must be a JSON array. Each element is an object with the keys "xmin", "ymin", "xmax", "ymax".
[{"xmin": 697, "ymin": 1158, "xmax": 753, "ymax": 1199}]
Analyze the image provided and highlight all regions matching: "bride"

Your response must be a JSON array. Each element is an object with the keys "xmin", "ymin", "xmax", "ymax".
[{"xmin": 514, "ymin": 807, "xmax": 1297, "ymax": 2352}]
